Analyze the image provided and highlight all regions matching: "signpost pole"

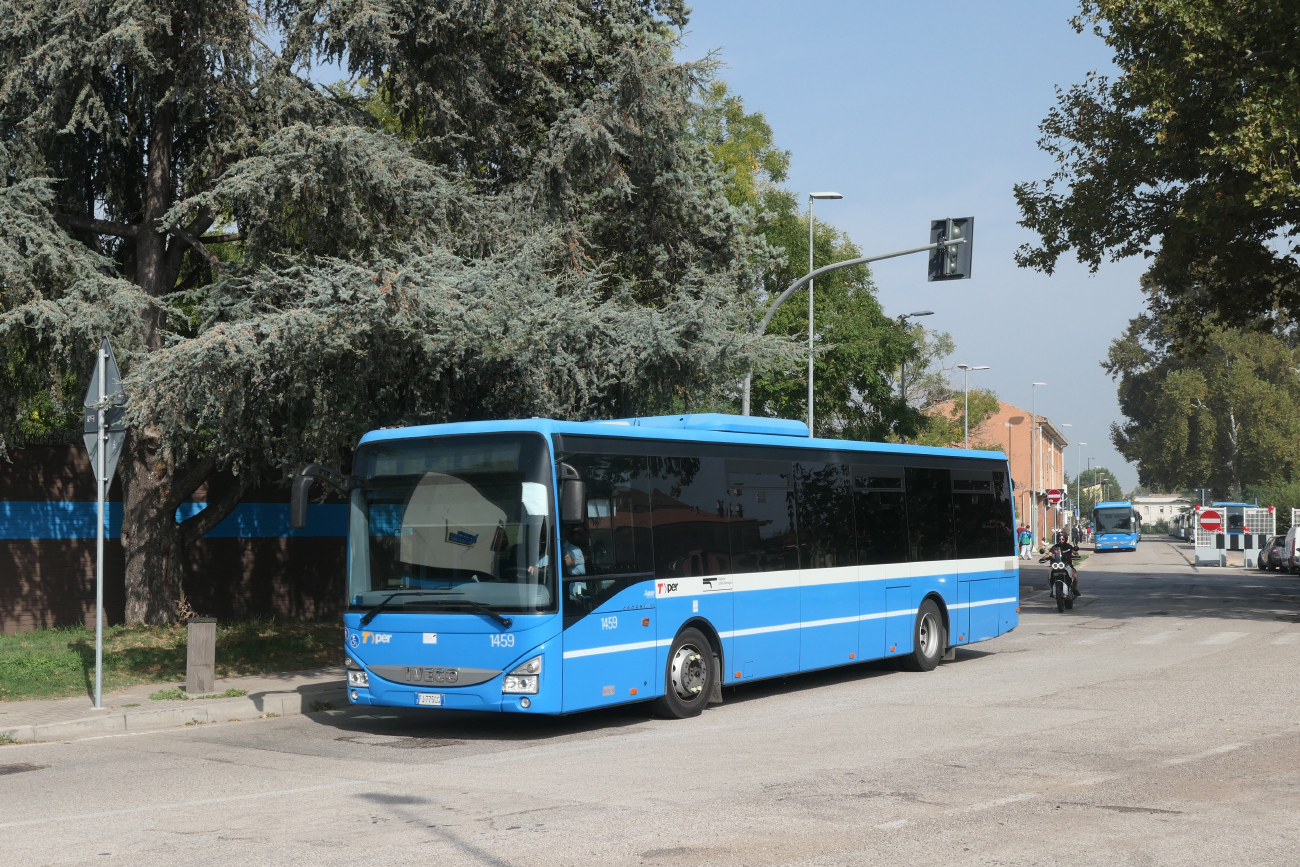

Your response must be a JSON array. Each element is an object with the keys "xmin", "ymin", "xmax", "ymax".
[{"xmin": 94, "ymin": 343, "xmax": 105, "ymax": 710}]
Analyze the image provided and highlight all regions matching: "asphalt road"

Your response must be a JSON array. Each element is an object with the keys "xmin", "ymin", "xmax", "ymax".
[{"xmin": 4, "ymin": 538, "xmax": 1300, "ymax": 866}]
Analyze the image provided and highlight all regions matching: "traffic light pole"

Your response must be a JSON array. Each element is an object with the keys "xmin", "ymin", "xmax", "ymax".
[{"xmin": 740, "ymin": 237, "xmax": 967, "ymax": 416}]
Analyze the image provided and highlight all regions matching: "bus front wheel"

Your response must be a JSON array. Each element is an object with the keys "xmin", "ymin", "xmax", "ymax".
[
  {"xmin": 902, "ymin": 600, "xmax": 945, "ymax": 673},
  {"xmin": 653, "ymin": 627, "xmax": 715, "ymax": 719}
]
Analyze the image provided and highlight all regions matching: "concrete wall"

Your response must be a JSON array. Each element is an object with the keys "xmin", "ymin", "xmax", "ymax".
[{"xmin": 0, "ymin": 446, "xmax": 346, "ymax": 633}]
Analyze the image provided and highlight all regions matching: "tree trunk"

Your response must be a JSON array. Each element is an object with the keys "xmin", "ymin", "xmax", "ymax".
[{"xmin": 119, "ymin": 433, "xmax": 186, "ymax": 625}]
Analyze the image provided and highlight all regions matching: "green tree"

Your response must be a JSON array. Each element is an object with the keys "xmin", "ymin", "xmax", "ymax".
[
  {"xmin": 0, "ymin": 1, "xmax": 790, "ymax": 623},
  {"xmin": 1014, "ymin": 1, "xmax": 1300, "ymax": 342},
  {"xmin": 1067, "ymin": 466, "xmax": 1122, "ymax": 517},
  {"xmin": 1104, "ymin": 316, "xmax": 1300, "ymax": 499}
]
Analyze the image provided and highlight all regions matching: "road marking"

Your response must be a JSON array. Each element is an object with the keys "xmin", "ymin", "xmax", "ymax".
[
  {"xmin": 958, "ymin": 792, "xmax": 1038, "ymax": 812},
  {"xmin": 875, "ymin": 819, "xmax": 908, "ymax": 829},
  {"xmin": 1135, "ymin": 631, "xmax": 1177, "ymax": 645},
  {"xmin": 1164, "ymin": 743, "xmax": 1249, "ymax": 766},
  {"xmin": 1270, "ymin": 634, "xmax": 1299, "ymax": 645},
  {"xmin": 1198, "ymin": 632, "xmax": 1248, "ymax": 646}
]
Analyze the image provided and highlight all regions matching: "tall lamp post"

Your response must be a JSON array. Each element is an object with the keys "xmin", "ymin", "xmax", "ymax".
[
  {"xmin": 955, "ymin": 364, "xmax": 990, "ymax": 448},
  {"xmin": 1075, "ymin": 442, "xmax": 1086, "ymax": 532},
  {"xmin": 1058, "ymin": 423, "xmax": 1072, "ymax": 533},
  {"xmin": 897, "ymin": 310, "xmax": 934, "ymax": 443},
  {"xmin": 1030, "ymin": 382, "xmax": 1047, "ymax": 545},
  {"xmin": 807, "ymin": 191, "xmax": 843, "ymax": 437}
]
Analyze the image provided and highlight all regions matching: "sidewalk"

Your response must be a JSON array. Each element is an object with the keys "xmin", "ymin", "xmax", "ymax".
[{"xmin": 0, "ymin": 667, "xmax": 345, "ymax": 743}]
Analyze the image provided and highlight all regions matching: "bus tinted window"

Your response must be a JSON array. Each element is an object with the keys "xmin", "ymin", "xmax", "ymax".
[
  {"xmin": 727, "ymin": 459, "xmax": 799, "ymax": 573},
  {"xmin": 795, "ymin": 462, "xmax": 855, "ymax": 569},
  {"xmin": 852, "ymin": 466, "xmax": 909, "ymax": 565},
  {"xmin": 952, "ymin": 471, "xmax": 1014, "ymax": 557},
  {"xmin": 905, "ymin": 467, "xmax": 955, "ymax": 561},
  {"xmin": 647, "ymin": 455, "xmax": 732, "ymax": 578}
]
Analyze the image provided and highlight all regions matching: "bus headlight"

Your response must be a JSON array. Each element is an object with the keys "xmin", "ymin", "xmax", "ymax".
[
  {"xmin": 502, "ymin": 656, "xmax": 542, "ymax": 694},
  {"xmin": 345, "ymin": 657, "xmax": 368, "ymax": 688}
]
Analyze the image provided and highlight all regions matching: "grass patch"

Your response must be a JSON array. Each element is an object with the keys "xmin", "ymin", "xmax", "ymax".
[
  {"xmin": 149, "ymin": 687, "xmax": 249, "ymax": 702},
  {"xmin": 0, "ymin": 733, "xmax": 18, "ymax": 745},
  {"xmin": 0, "ymin": 618, "xmax": 341, "ymax": 702}
]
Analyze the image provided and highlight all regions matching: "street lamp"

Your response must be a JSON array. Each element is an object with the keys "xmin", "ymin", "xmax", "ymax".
[
  {"xmin": 1058, "ymin": 423, "xmax": 1072, "ymax": 533},
  {"xmin": 955, "ymin": 364, "xmax": 990, "ymax": 449},
  {"xmin": 1030, "ymin": 382, "xmax": 1047, "ymax": 544},
  {"xmin": 807, "ymin": 191, "xmax": 843, "ymax": 438},
  {"xmin": 897, "ymin": 310, "xmax": 934, "ymax": 444},
  {"xmin": 1075, "ymin": 442, "xmax": 1086, "ymax": 529}
]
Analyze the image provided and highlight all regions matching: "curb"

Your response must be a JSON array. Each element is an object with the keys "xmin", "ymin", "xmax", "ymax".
[{"xmin": 1, "ymin": 684, "xmax": 346, "ymax": 743}]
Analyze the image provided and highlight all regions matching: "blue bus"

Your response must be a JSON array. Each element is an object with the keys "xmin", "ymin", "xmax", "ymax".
[
  {"xmin": 294, "ymin": 414, "xmax": 1019, "ymax": 719},
  {"xmin": 1093, "ymin": 501, "xmax": 1141, "ymax": 551}
]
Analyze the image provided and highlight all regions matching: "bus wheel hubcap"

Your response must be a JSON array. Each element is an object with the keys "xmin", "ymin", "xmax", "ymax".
[
  {"xmin": 919, "ymin": 613, "xmax": 938, "ymax": 657},
  {"xmin": 671, "ymin": 645, "xmax": 706, "ymax": 700}
]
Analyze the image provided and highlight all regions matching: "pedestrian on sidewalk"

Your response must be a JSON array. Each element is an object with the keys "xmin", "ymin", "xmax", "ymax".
[{"xmin": 1017, "ymin": 525, "xmax": 1034, "ymax": 560}]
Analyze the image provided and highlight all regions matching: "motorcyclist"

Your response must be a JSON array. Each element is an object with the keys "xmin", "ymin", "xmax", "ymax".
[{"xmin": 1041, "ymin": 529, "xmax": 1081, "ymax": 597}]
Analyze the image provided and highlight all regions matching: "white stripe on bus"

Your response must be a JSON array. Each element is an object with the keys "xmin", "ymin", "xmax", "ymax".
[{"xmin": 561, "ymin": 597, "xmax": 1017, "ymax": 658}]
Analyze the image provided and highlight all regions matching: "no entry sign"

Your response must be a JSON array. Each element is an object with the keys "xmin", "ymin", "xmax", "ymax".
[
  {"xmin": 1047, "ymin": 489, "xmax": 1063, "ymax": 504},
  {"xmin": 1198, "ymin": 509, "xmax": 1222, "ymax": 532}
]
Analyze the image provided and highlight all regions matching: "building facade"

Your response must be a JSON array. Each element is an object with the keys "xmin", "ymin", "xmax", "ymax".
[
  {"xmin": 946, "ymin": 399, "xmax": 1072, "ymax": 543},
  {"xmin": 1132, "ymin": 494, "xmax": 1191, "ymax": 526}
]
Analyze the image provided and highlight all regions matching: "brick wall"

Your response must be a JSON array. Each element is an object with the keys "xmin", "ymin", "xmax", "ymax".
[{"xmin": 0, "ymin": 446, "xmax": 345, "ymax": 633}]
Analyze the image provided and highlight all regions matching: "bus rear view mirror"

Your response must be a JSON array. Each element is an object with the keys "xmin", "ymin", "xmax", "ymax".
[
  {"xmin": 290, "ymin": 472, "xmax": 314, "ymax": 530},
  {"xmin": 561, "ymin": 480, "xmax": 586, "ymax": 523},
  {"xmin": 558, "ymin": 462, "xmax": 585, "ymax": 523}
]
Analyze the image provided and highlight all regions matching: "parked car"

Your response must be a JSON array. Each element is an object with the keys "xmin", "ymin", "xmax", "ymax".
[
  {"xmin": 1258, "ymin": 535, "xmax": 1286, "ymax": 570},
  {"xmin": 1284, "ymin": 527, "xmax": 1300, "ymax": 575}
]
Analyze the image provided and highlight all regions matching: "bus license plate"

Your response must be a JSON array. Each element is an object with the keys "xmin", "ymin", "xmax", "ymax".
[{"xmin": 417, "ymin": 693, "xmax": 443, "ymax": 707}]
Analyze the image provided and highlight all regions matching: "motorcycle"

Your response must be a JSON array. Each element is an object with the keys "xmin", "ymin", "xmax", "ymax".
[{"xmin": 1041, "ymin": 544, "xmax": 1076, "ymax": 613}]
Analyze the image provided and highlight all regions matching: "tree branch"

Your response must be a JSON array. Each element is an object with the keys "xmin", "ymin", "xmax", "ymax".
[
  {"xmin": 179, "ymin": 478, "xmax": 248, "ymax": 547},
  {"xmin": 54, "ymin": 213, "xmax": 138, "ymax": 238},
  {"xmin": 167, "ymin": 221, "xmax": 223, "ymax": 270},
  {"xmin": 200, "ymin": 232, "xmax": 244, "ymax": 244}
]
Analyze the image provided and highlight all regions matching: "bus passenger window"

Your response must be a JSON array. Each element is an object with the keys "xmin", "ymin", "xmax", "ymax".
[
  {"xmin": 852, "ymin": 466, "xmax": 908, "ymax": 565},
  {"xmin": 795, "ymin": 462, "xmax": 855, "ymax": 569}
]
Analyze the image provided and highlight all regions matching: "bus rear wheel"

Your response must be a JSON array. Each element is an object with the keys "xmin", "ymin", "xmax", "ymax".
[
  {"xmin": 653, "ymin": 627, "xmax": 714, "ymax": 719},
  {"xmin": 902, "ymin": 600, "xmax": 945, "ymax": 673}
]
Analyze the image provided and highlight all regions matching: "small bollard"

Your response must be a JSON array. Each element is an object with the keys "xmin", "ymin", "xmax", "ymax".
[{"xmin": 186, "ymin": 617, "xmax": 217, "ymax": 695}]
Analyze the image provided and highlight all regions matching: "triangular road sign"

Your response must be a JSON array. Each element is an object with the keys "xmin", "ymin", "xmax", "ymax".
[{"xmin": 82, "ymin": 338, "xmax": 127, "ymax": 484}]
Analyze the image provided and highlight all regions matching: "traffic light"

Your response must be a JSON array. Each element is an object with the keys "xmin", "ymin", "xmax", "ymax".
[{"xmin": 928, "ymin": 217, "xmax": 974, "ymax": 281}]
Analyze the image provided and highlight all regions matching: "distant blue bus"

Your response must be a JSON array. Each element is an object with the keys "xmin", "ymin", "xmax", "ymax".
[
  {"xmin": 1093, "ymin": 501, "xmax": 1141, "ymax": 551},
  {"xmin": 304, "ymin": 414, "xmax": 1019, "ymax": 719}
]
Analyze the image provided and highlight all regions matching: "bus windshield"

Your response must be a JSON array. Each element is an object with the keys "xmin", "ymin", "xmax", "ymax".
[
  {"xmin": 1094, "ymin": 508, "xmax": 1133, "ymax": 534},
  {"xmin": 347, "ymin": 433, "xmax": 556, "ymax": 614}
]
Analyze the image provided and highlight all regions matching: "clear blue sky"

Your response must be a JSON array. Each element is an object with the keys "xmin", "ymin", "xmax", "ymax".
[{"xmin": 679, "ymin": 1, "xmax": 1143, "ymax": 491}]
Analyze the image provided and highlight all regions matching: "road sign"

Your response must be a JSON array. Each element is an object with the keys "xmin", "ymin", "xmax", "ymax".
[
  {"xmin": 80, "ymin": 337, "xmax": 127, "ymax": 712},
  {"xmin": 82, "ymin": 338, "xmax": 127, "ymax": 483},
  {"xmin": 1198, "ymin": 509, "xmax": 1222, "ymax": 532},
  {"xmin": 1047, "ymin": 488, "xmax": 1063, "ymax": 504}
]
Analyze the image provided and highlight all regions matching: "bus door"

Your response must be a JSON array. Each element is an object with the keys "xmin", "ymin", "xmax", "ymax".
[
  {"xmin": 559, "ymin": 476, "xmax": 657, "ymax": 712},
  {"xmin": 727, "ymin": 460, "xmax": 800, "ymax": 680}
]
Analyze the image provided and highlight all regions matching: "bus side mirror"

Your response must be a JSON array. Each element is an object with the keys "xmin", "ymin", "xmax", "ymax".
[
  {"xmin": 561, "ymin": 480, "xmax": 586, "ymax": 523},
  {"xmin": 290, "ymin": 468, "xmax": 317, "ymax": 530},
  {"xmin": 558, "ymin": 463, "xmax": 585, "ymax": 523}
]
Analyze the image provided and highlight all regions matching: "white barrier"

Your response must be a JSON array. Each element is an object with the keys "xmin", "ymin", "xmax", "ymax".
[{"xmin": 1193, "ymin": 506, "xmax": 1275, "ymax": 566}]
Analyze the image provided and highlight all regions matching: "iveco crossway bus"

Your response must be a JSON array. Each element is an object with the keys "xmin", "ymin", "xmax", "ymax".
[
  {"xmin": 291, "ymin": 414, "xmax": 1020, "ymax": 718},
  {"xmin": 1093, "ymin": 501, "xmax": 1141, "ymax": 551}
]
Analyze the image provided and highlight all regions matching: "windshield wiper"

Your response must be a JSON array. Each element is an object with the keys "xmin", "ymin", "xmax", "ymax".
[
  {"xmin": 359, "ymin": 591, "xmax": 442, "ymax": 626},
  {"xmin": 413, "ymin": 594, "xmax": 514, "ymax": 628}
]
